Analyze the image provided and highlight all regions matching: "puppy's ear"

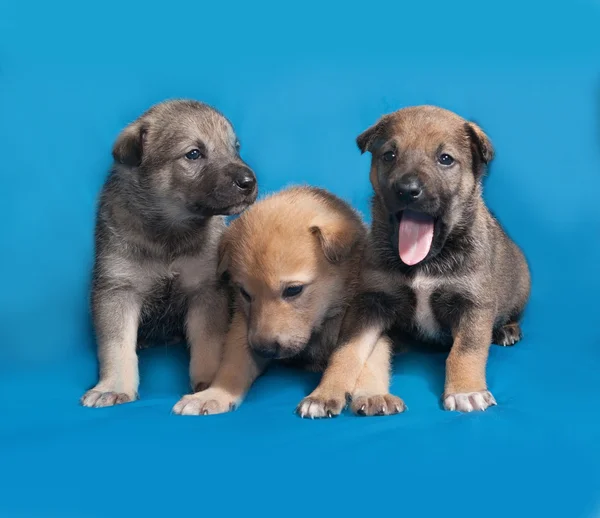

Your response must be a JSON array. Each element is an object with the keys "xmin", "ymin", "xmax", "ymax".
[
  {"xmin": 216, "ymin": 232, "xmax": 231, "ymax": 278},
  {"xmin": 356, "ymin": 117, "xmax": 388, "ymax": 154},
  {"xmin": 310, "ymin": 215, "xmax": 360, "ymax": 264},
  {"xmin": 466, "ymin": 122, "xmax": 495, "ymax": 167},
  {"xmin": 112, "ymin": 121, "xmax": 147, "ymax": 167}
]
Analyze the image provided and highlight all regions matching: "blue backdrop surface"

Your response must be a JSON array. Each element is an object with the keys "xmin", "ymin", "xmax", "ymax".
[{"xmin": 0, "ymin": 1, "xmax": 599, "ymax": 517}]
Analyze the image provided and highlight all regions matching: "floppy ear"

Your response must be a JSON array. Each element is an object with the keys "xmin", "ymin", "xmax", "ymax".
[
  {"xmin": 466, "ymin": 122, "xmax": 495, "ymax": 166},
  {"xmin": 112, "ymin": 121, "xmax": 147, "ymax": 167},
  {"xmin": 216, "ymin": 232, "xmax": 231, "ymax": 278},
  {"xmin": 310, "ymin": 216, "xmax": 359, "ymax": 264},
  {"xmin": 356, "ymin": 117, "xmax": 388, "ymax": 154}
]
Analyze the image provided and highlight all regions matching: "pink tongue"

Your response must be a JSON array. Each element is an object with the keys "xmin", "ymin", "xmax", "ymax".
[{"xmin": 398, "ymin": 210, "xmax": 434, "ymax": 265}]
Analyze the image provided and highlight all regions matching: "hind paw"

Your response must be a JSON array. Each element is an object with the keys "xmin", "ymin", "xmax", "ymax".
[{"xmin": 493, "ymin": 322, "xmax": 522, "ymax": 347}]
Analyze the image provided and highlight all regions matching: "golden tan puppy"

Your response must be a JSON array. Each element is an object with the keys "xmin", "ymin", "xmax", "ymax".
[{"xmin": 172, "ymin": 186, "xmax": 406, "ymax": 417}]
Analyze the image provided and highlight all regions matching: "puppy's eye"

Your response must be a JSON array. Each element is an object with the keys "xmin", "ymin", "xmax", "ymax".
[
  {"xmin": 438, "ymin": 153, "xmax": 455, "ymax": 166},
  {"xmin": 185, "ymin": 149, "xmax": 204, "ymax": 160},
  {"xmin": 282, "ymin": 285, "xmax": 304, "ymax": 299},
  {"xmin": 239, "ymin": 287, "xmax": 251, "ymax": 302},
  {"xmin": 381, "ymin": 151, "xmax": 396, "ymax": 163}
]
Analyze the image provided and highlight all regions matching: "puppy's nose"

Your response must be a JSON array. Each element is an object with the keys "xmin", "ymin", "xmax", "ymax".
[
  {"xmin": 394, "ymin": 176, "xmax": 423, "ymax": 203},
  {"xmin": 249, "ymin": 340, "xmax": 280, "ymax": 359},
  {"xmin": 233, "ymin": 167, "xmax": 257, "ymax": 193}
]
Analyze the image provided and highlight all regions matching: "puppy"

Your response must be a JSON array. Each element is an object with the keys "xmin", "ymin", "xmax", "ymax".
[
  {"xmin": 81, "ymin": 100, "xmax": 257, "ymax": 408},
  {"xmin": 346, "ymin": 105, "xmax": 530, "ymax": 412},
  {"xmin": 172, "ymin": 186, "xmax": 406, "ymax": 417}
]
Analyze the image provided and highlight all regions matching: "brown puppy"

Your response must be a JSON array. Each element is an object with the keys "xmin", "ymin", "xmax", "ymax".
[
  {"xmin": 172, "ymin": 186, "xmax": 406, "ymax": 417},
  {"xmin": 346, "ymin": 105, "xmax": 530, "ymax": 412}
]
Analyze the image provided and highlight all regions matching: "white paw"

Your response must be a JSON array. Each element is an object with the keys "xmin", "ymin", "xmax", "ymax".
[
  {"xmin": 443, "ymin": 390, "xmax": 497, "ymax": 412},
  {"xmin": 81, "ymin": 389, "xmax": 137, "ymax": 408},
  {"xmin": 295, "ymin": 395, "xmax": 345, "ymax": 419},
  {"xmin": 172, "ymin": 388, "xmax": 238, "ymax": 416}
]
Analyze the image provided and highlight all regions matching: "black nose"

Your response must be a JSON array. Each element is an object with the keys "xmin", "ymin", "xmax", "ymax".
[
  {"xmin": 250, "ymin": 340, "xmax": 280, "ymax": 359},
  {"xmin": 233, "ymin": 168, "xmax": 256, "ymax": 193},
  {"xmin": 394, "ymin": 176, "xmax": 423, "ymax": 202}
]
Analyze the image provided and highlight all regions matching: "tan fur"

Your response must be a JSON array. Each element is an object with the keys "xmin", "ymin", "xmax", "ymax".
[
  {"xmin": 296, "ymin": 327, "xmax": 380, "ymax": 418},
  {"xmin": 223, "ymin": 187, "xmax": 364, "ymax": 358},
  {"xmin": 350, "ymin": 335, "xmax": 405, "ymax": 416},
  {"xmin": 186, "ymin": 302, "xmax": 226, "ymax": 392},
  {"xmin": 352, "ymin": 105, "xmax": 531, "ymax": 413},
  {"xmin": 175, "ymin": 186, "xmax": 381, "ymax": 417},
  {"xmin": 173, "ymin": 311, "xmax": 267, "ymax": 414},
  {"xmin": 441, "ymin": 311, "xmax": 496, "ymax": 411}
]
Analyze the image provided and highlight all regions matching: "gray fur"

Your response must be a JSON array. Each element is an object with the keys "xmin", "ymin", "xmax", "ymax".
[{"xmin": 81, "ymin": 99, "xmax": 257, "ymax": 408}]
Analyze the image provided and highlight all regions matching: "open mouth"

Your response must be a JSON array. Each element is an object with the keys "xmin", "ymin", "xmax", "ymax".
[{"xmin": 395, "ymin": 210, "xmax": 436, "ymax": 266}]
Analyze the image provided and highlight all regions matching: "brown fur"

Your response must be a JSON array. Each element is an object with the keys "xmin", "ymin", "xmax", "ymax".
[
  {"xmin": 173, "ymin": 186, "xmax": 385, "ymax": 417},
  {"xmin": 348, "ymin": 105, "xmax": 531, "ymax": 412}
]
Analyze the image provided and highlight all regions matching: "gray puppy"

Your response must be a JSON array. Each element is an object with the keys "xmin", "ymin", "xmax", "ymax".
[{"xmin": 81, "ymin": 100, "xmax": 257, "ymax": 408}]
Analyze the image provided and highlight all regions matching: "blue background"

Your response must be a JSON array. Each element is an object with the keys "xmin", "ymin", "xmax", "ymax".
[{"xmin": 1, "ymin": 1, "xmax": 599, "ymax": 516}]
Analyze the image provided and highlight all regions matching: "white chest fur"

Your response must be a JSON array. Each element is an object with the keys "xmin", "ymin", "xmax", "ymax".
[{"xmin": 409, "ymin": 274, "xmax": 443, "ymax": 340}]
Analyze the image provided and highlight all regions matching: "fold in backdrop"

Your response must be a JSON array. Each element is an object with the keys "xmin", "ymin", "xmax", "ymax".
[{"xmin": 0, "ymin": 1, "xmax": 599, "ymax": 517}]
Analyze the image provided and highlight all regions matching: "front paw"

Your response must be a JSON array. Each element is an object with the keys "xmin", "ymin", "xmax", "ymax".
[
  {"xmin": 351, "ymin": 394, "xmax": 406, "ymax": 417},
  {"xmin": 81, "ymin": 389, "xmax": 137, "ymax": 408},
  {"xmin": 193, "ymin": 381, "xmax": 210, "ymax": 392},
  {"xmin": 443, "ymin": 390, "xmax": 497, "ymax": 412},
  {"xmin": 296, "ymin": 394, "xmax": 346, "ymax": 419},
  {"xmin": 172, "ymin": 388, "xmax": 238, "ymax": 416}
]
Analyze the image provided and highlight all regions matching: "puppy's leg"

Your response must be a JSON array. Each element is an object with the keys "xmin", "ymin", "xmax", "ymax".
[
  {"xmin": 296, "ymin": 327, "xmax": 381, "ymax": 419},
  {"xmin": 186, "ymin": 291, "xmax": 228, "ymax": 392},
  {"xmin": 173, "ymin": 311, "xmax": 268, "ymax": 415},
  {"xmin": 350, "ymin": 335, "xmax": 406, "ymax": 416},
  {"xmin": 81, "ymin": 290, "xmax": 141, "ymax": 407},
  {"xmin": 492, "ymin": 321, "xmax": 522, "ymax": 347},
  {"xmin": 443, "ymin": 310, "xmax": 497, "ymax": 412}
]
